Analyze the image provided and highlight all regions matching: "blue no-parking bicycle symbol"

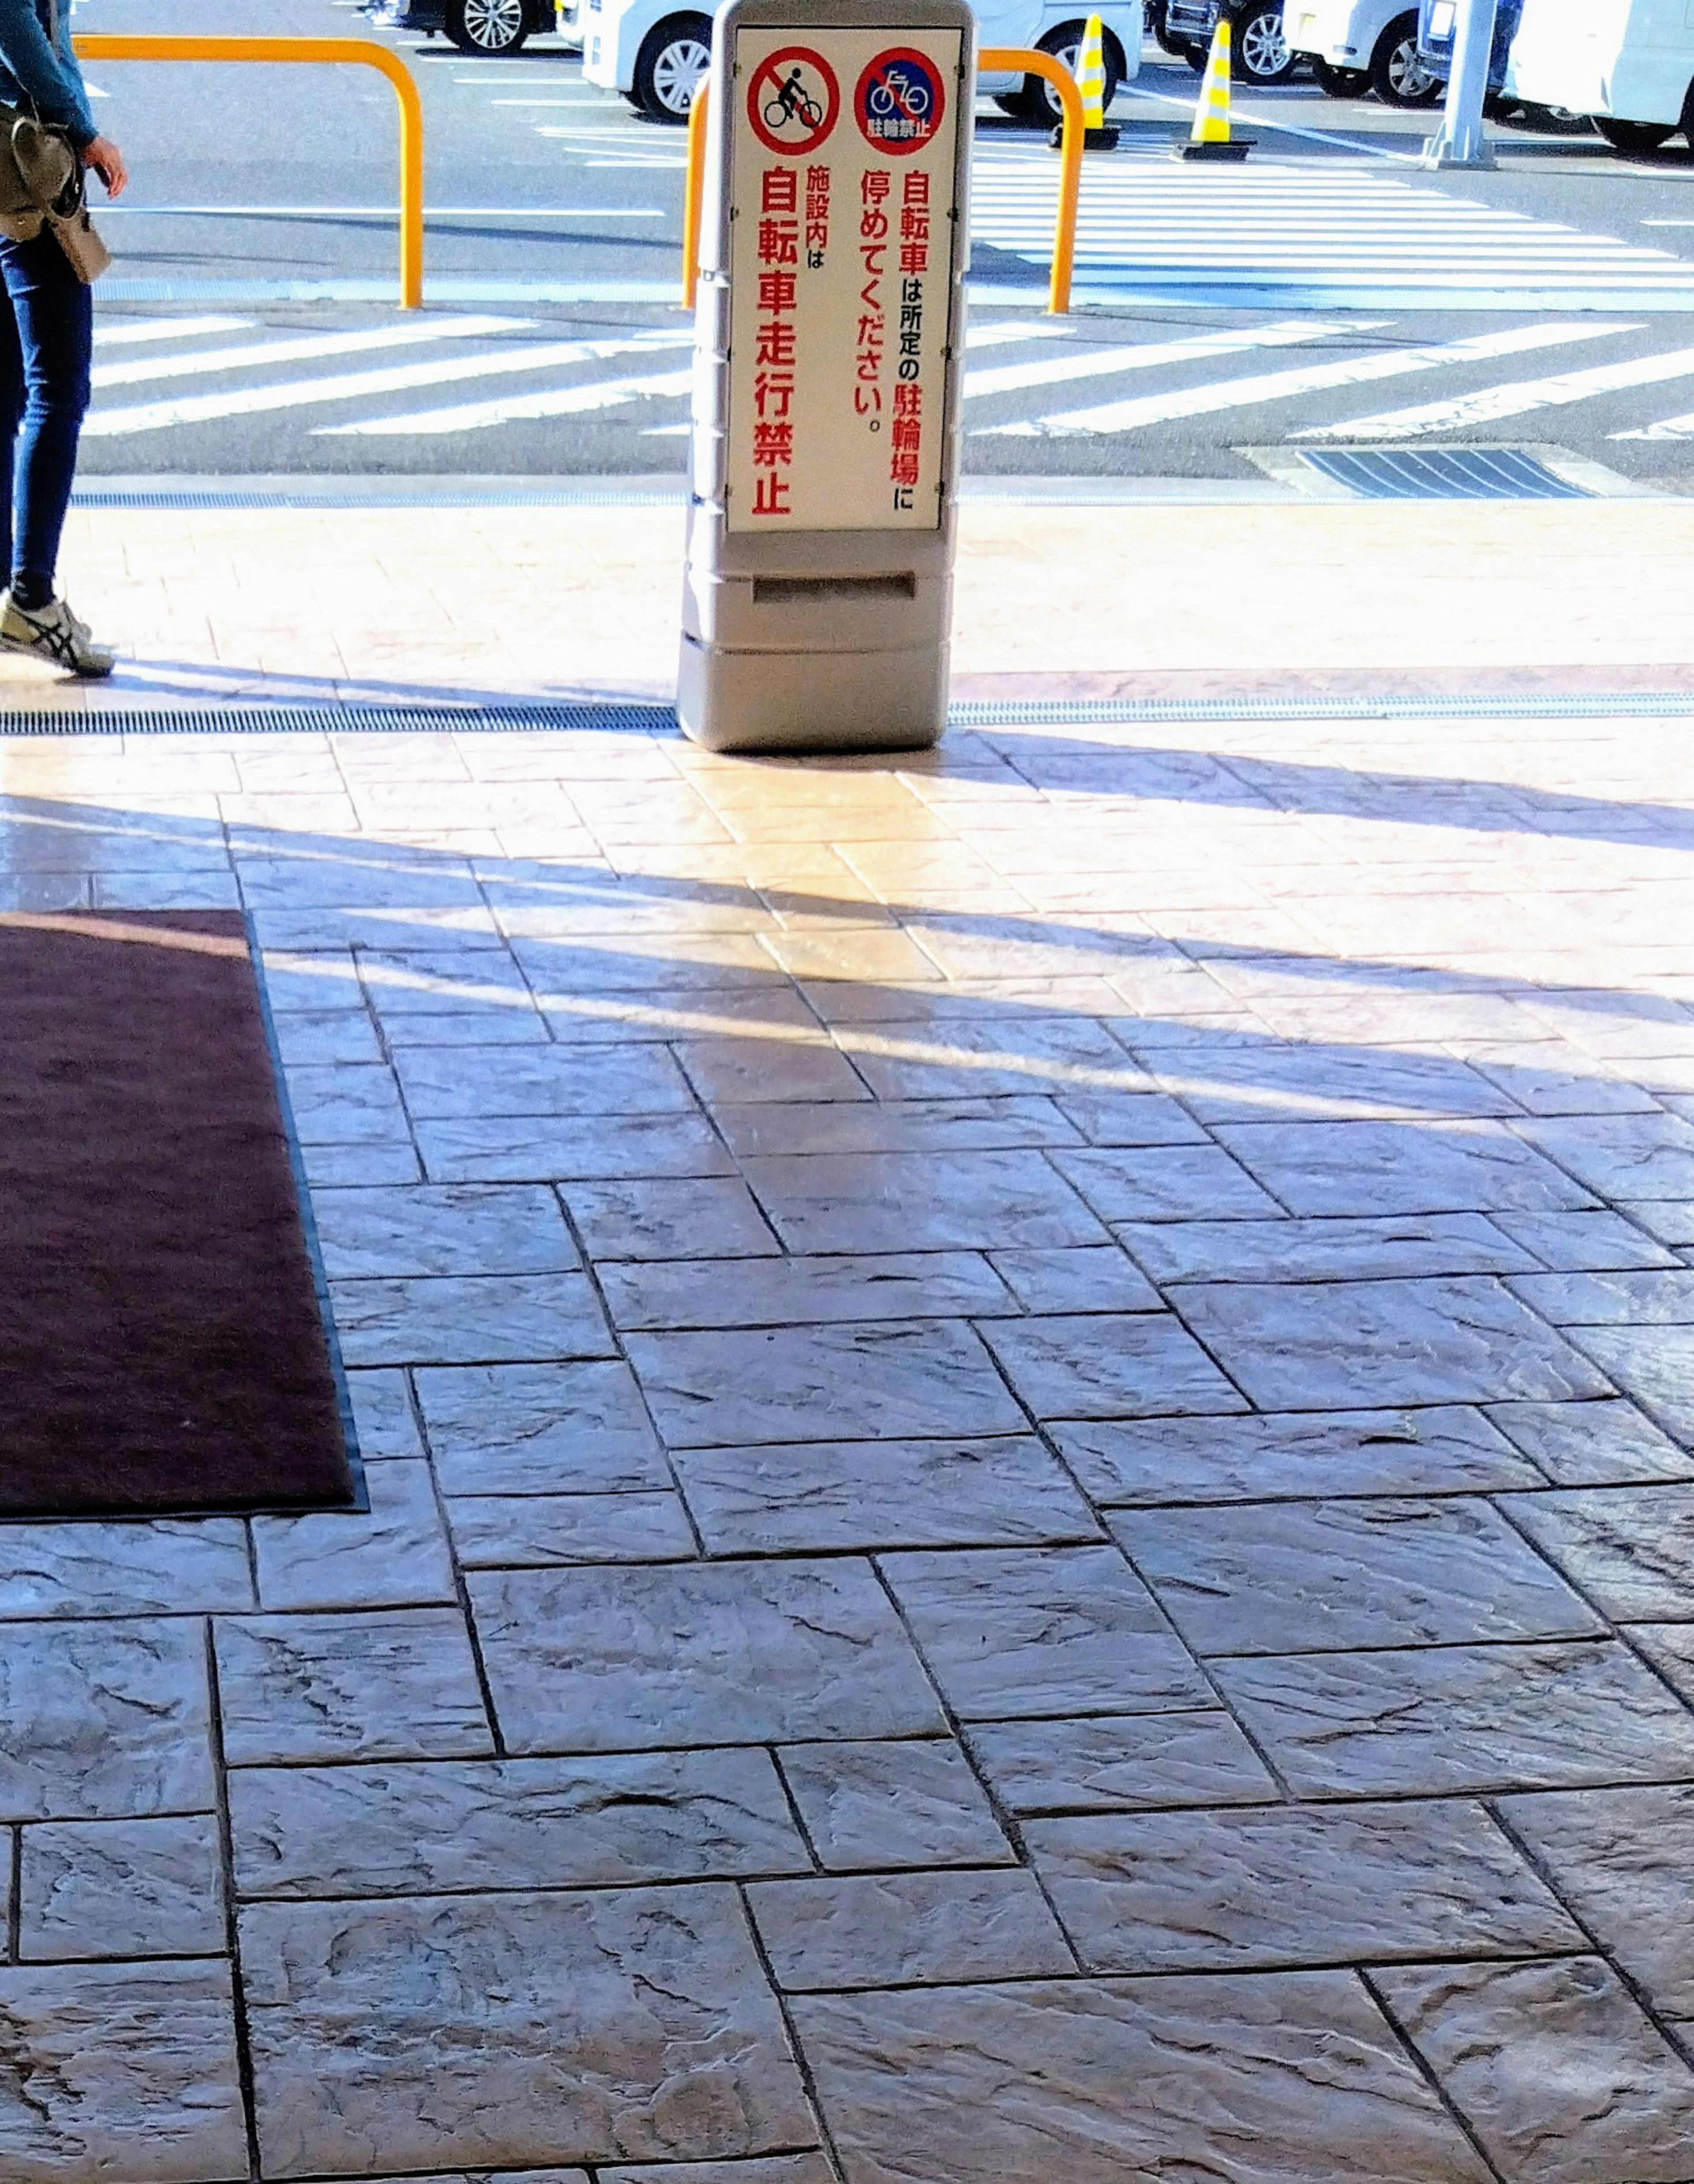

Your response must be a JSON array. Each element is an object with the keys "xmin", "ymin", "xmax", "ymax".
[{"xmin": 854, "ymin": 48, "xmax": 945, "ymax": 153}]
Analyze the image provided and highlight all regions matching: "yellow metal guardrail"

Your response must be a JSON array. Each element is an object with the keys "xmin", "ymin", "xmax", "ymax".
[
  {"xmin": 73, "ymin": 36, "xmax": 425, "ymax": 309},
  {"xmin": 682, "ymin": 50, "xmax": 1083, "ymax": 315}
]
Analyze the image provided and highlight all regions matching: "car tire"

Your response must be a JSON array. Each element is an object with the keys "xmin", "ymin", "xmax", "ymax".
[
  {"xmin": 1182, "ymin": 40, "xmax": 1210, "ymax": 70},
  {"xmin": 1233, "ymin": 2, "xmax": 1297, "ymax": 85},
  {"xmin": 443, "ymin": 0, "xmax": 528, "ymax": 54},
  {"xmin": 1596, "ymin": 114, "xmax": 1675, "ymax": 153},
  {"xmin": 1370, "ymin": 11, "xmax": 1441, "ymax": 105},
  {"xmin": 1008, "ymin": 21, "xmax": 1125, "ymax": 124},
  {"xmin": 632, "ymin": 12, "xmax": 712, "ymax": 121},
  {"xmin": 1150, "ymin": 0, "xmax": 1184, "ymax": 53},
  {"xmin": 1313, "ymin": 60, "xmax": 1370, "ymax": 97}
]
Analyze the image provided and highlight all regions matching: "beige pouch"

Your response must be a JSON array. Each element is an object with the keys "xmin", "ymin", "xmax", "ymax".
[{"xmin": 46, "ymin": 204, "xmax": 109, "ymax": 283}]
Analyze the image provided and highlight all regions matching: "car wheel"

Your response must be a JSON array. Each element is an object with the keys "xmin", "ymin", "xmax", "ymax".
[
  {"xmin": 443, "ymin": 0, "xmax": 528, "ymax": 55},
  {"xmin": 1233, "ymin": 3, "xmax": 1297, "ymax": 85},
  {"xmin": 1370, "ymin": 12, "xmax": 1441, "ymax": 104},
  {"xmin": 1595, "ymin": 114, "xmax": 1675, "ymax": 152},
  {"xmin": 632, "ymin": 13, "xmax": 712, "ymax": 121},
  {"xmin": 1313, "ymin": 60, "xmax": 1370, "ymax": 97},
  {"xmin": 1151, "ymin": 0, "xmax": 1185, "ymax": 53},
  {"xmin": 1182, "ymin": 40, "xmax": 1210, "ymax": 71},
  {"xmin": 1008, "ymin": 22, "xmax": 1124, "ymax": 124}
]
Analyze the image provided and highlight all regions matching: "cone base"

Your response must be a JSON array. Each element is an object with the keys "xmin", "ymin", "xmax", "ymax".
[
  {"xmin": 1052, "ymin": 123, "xmax": 1121, "ymax": 149},
  {"xmin": 1176, "ymin": 137, "xmax": 1253, "ymax": 159}
]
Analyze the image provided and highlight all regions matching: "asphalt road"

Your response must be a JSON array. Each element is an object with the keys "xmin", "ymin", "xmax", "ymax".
[{"xmin": 68, "ymin": 0, "xmax": 1694, "ymax": 480}]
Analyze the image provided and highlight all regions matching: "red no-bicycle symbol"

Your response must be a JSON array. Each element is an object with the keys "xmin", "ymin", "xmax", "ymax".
[
  {"xmin": 854, "ymin": 47, "xmax": 945, "ymax": 154},
  {"xmin": 746, "ymin": 45, "xmax": 840, "ymax": 157}
]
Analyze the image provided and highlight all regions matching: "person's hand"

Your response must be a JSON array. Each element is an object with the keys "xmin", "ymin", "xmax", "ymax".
[{"xmin": 82, "ymin": 136, "xmax": 127, "ymax": 198}]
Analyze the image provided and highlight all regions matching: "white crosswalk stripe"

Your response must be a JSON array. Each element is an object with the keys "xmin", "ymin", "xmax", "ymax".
[
  {"xmin": 318, "ymin": 365, "xmax": 696, "ymax": 435},
  {"xmin": 84, "ymin": 332, "xmax": 692, "ymax": 439},
  {"xmin": 90, "ymin": 317, "xmax": 527, "ymax": 391},
  {"xmin": 964, "ymin": 318, "xmax": 1360, "ymax": 401},
  {"xmin": 1299, "ymin": 342, "xmax": 1694, "ymax": 441},
  {"xmin": 970, "ymin": 146, "xmax": 1694, "ymax": 304},
  {"xmin": 91, "ymin": 315, "xmax": 253, "ymax": 348},
  {"xmin": 983, "ymin": 322, "xmax": 1634, "ymax": 438}
]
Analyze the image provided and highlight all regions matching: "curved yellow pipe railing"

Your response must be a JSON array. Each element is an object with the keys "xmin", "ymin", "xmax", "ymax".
[
  {"xmin": 681, "ymin": 49, "xmax": 1082, "ymax": 315},
  {"xmin": 74, "ymin": 36, "xmax": 425, "ymax": 308}
]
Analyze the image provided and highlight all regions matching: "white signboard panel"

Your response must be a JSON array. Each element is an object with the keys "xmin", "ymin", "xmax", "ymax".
[{"xmin": 723, "ymin": 23, "xmax": 964, "ymax": 534}]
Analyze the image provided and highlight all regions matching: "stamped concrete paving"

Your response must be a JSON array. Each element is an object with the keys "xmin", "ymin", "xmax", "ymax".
[{"xmin": 6, "ymin": 710, "xmax": 1694, "ymax": 2180}]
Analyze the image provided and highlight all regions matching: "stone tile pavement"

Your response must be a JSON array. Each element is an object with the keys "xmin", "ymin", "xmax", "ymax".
[{"xmin": 7, "ymin": 505, "xmax": 1694, "ymax": 2178}]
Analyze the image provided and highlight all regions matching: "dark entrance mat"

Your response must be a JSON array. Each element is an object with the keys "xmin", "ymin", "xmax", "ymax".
[{"xmin": 0, "ymin": 910, "xmax": 358, "ymax": 1517}]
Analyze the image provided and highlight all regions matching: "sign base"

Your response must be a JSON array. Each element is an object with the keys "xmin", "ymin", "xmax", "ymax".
[{"xmin": 678, "ymin": 630, "xmax": 945, "ymax": 754}]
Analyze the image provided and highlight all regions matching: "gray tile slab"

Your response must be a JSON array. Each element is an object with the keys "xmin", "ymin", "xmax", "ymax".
[
  {"xmin": 215, "ymin": 1608, "xmax": 494, "ymax": 1765},
  {"xmin": 738, "ymin": 1149, "xmax": 1108, "ymax": 1253},
  {"xmin": 0, "ymin": 1959, "xmax": 247, "ymax": 2184},
  {"xmin": 0, "ymin": 1519, "xmax": 252, "ymax": 1620},
  {"xmin": 1502, "ymin": 1784, "xmax": 1694, "ymax": 2019},
  {"xmin": 469, "ymin": 1561, "xmax": 944, "ymax": 1753},
  {"xmin": 604, "ymin": 2162, "xmax": 832, "ymax": 2184},
  {"xmin": 712, "ymin": 1096, "xmax": 1081, "ymax": 1157},
  {"xmin": 1117, "ymin": 1498, "xmax": 1602, "ymax": 1656},
  {"xmin": 301, "ymin": 1141, "xmax": 421, "ymax": 1186},
  {"xmin": 329, "ymin": 1270, "xmax": 614, "ymax": 1367},
  {"xmin": 251, "ymin": 1458, "xmax": 457, "ymax": 1611},
  {"xmin": 776, "ymin": 1739, "xmax": 1012, "ymax": 1870},
  {"xmin": 446, "ymin": 1489, "xmax": 696, "ymax": 1566},
  {"xmin": 1373, "ymin": 1956, "xmax": 1694, "ymax": 2184},
  {"xmin": 1049, "ymin": 1091, "xmax": 1212, "ymax": 1146},
  {"xmin": 676, "ymin": 1032, "xmax": 871, "ymax": 1105},
  {"xmin": 967, "ymin": 1710, "xmax": 1278, "ymax": 1814},
  {"xmin": 310, "ymin": 1183, "xmax": 579, "ymax": 1280},
  {"xmin": 1507, "ymin": 1485, "xmax": 1694, "ymax": 1620},
  {"xmin": 1027, "ymin": 1801, "xmax": 1580, "ymax": 1974},
  {"xmin": 987, "ymin": 1245, "xmax": 1163, "ymax": 1314},
  {"xmin": 1620, "ymin": 1199, "xmax": 1694, "ymax": 1247},
  {"xmin": 1619, "ymin": 1622, "xmax": 1694, "ymax": 1704},
  {"xmin": 1563, "ymin": 1323, "xmax": 1694, "ymax": 1441},
  {"xmin": 1489, "ymin": 1208, "xmax": 1681, "ymax": 1272},
  {"xmin": 1150, "ymin": 1042, "xmax": 1519, "ymax": 1126},
  {"xmin": 880, "ymin": 1546, "xmax": 1212, "ymax": 1720},
  {"xmin": 229, "ymin": 1749, "xmax": 809, "ymax": 1897},
  {"xmin": 1050, "ymin": 1143, "xmax": 1283, "ymax": 1223},
  {"xmin": 1513, "ymin": 1268, "xmax": 1694, "ymax": 1324},
  {"xmin": 283, "ymin": 1060, "xmax": 410, "ymax": 1147},
  {"xmin": 672, "ymin": 1436, "xmax": 1100, "ymax": 1554},
  {"xmin": 602, "ymin": 1251, "xmax": 1015, "ymax": 1331},
  {"xmin": 19, "ymin": 1814, "xmax": 225, "ymax": 1961},
  {"xmin": 0, "ymin": 1619, "xmax": 214, "ymax": 1822},
  {"xmin": 1057, "ymin": 1404, "xmax": 1540, "ymax": 1505},
  {"xmin": 793, "ymin": 1972, "xmax": 1494, "ymax": 2184},
  {"xmin": 394, "ymin": 1041, "xmax": 698, "ymax": 1118},
  {"xmin": 564, "ymin": 1176, "xmax": 780, "ymax": 1263},
  {"xmin": 416, "ymin": 1112, "xmax": 736, "ymax": 1184},
  {"xmin": 1486, "ymin": 1399, "xmax": 1694, "ymax": 1486},
  {"xmin": 625, "ymin": 1322, "xmax": 1027, "ymax": 1448},
  {"xmin": 345, "ymin": 1367, "xmax": 425, "ymax": 1461},
  {"xmin": 1518, "ymin": 1111, "xmax": 1694, "ymax": 1203},
  {"xmin": 242, "ymin": 1886, "xmax": 813, "ymax": 2176},
  {"xmin": 1216, "ymin": 1641, "xmax": 1694, "ymax": 1798},
  {"xmin": 1214, "ymin": 1119, "xmax": 1594, "ymax": 1216},
  {"xmin": 747, "ymin": 1868, "xmax": 1073, "ymax": 1990},
  {"xmin": 1173, "ymin": 1277, "xmax": 1614, "ymax": 1411},
  {"xmin": 415, "ymin": 1360, "xmax": 670, "ymax": 1495},
  {"xmin": 1119, "ymin": 1213, "xmax": 1539, "ymax": 1288},
  {"xmin": 980, "ymin": 1312, "xmax": 1247, "ymax": 1422}
]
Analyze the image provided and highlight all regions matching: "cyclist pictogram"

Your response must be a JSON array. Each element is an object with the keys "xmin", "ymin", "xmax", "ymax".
[
  {"xmin": 854, "ymin": 48, "xmax": 945, "ymax": 153},
  {"xmin": 746, "ymin": 46, "xmax": 840, "ymax": 156}
]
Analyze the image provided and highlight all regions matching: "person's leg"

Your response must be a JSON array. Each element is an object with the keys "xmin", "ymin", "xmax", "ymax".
[
  {"xmin": 0, "ymin": 240, "xmax": 27, "ymax": 588},
  {"xmin": 5, "ymin": 229, "xmax": 90, "ymax": 606}
]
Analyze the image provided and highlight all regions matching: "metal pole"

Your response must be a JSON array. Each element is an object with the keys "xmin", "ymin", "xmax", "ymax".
[{"xmin": 1420, "ymin": 0, "xmax": 1498, "ymax": 169}]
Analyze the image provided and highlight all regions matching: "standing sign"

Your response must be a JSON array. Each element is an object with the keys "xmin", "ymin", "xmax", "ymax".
[
  {"xmin": 678, "ymin": 0, "xmax": 974, "ymax": 756},
  {"xmin": 724, "ymin": 22, "xmax": 964, "ymax": 533}
]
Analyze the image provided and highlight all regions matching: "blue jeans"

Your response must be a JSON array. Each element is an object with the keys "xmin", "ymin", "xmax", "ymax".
[{"xmin": 0, "ymin": 225, "xmax": 90, "ymax": 597}]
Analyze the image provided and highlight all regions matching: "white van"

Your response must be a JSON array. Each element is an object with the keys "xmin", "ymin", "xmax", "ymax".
[
  {"xmin": 1284, "ymin": 0, "xmax": 1442, "ymax": 101},
  {"xmin": 1505, "ymin": 0, "xmax": 1694, "ymax": 150},
  {"xmin": 583, "ymin": 0, "xmax": 1140, "ymax": 122}
]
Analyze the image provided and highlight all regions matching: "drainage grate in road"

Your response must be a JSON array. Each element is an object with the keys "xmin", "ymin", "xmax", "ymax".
[
  {"xmin": 1301, "ymin": 447, "xmax": 1592, "ymax": 500},
  {"xmin": 8, "ymin": 692, "xmax": 1694, "ymax": 736}
]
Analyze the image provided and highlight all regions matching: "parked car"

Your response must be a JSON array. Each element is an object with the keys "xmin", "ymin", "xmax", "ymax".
[
  {"xmin": 1285, "ymin": 0, "xmax": 1440, "ymax": 100},
  {"xmin": 584, "ymin": 0, "xmax": 1140, "ymax": 121},
  {"xmin": 1415, "ymin": 0, "xmax": 1521, "ymax": 90},
  {"xmin": 1504, "ymin": 0, "xmax": 1694, "ymax": 150},
  {"xmin": 363, "ymin": 0, "xmax": 559, "ymax": 56},
  {"xmin": 1162, "ymin": 0, "xmax": 1301, "ymax": 84}
]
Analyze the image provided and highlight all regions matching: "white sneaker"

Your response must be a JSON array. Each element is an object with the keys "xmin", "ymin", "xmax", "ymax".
[{"xmin": 0, "ymin": 589, "xmax": 115, "ymax": 678}]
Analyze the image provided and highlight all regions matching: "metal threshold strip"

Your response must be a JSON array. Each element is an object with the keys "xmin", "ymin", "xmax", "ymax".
[
  {"xmin": 8, "ymin": 693, "xmax": 1694, "ymax": 736},
  {"xmin": 1300, "ymin": 447, "xmax": 1592, "ymax": 501}
]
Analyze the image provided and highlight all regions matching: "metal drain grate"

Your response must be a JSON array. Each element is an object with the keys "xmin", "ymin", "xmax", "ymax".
[{"xmin": 1302, "ymin": 447, "xmax": 1591, "ymax": 500}]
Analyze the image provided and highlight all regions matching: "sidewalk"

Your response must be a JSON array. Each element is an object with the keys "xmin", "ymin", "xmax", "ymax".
[{"xmin": 4, "ymin": 494, "xmax": 1694, "ymax": 2181}]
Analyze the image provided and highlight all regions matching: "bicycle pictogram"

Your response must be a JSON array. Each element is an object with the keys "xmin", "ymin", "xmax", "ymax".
[
  {"xmin": 746, "ymin": 45, "xmax": 840, "ymax": 156},
  {"xmin": 854, "ymin": 48, "xmax": 945, "ymax": 152}
]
